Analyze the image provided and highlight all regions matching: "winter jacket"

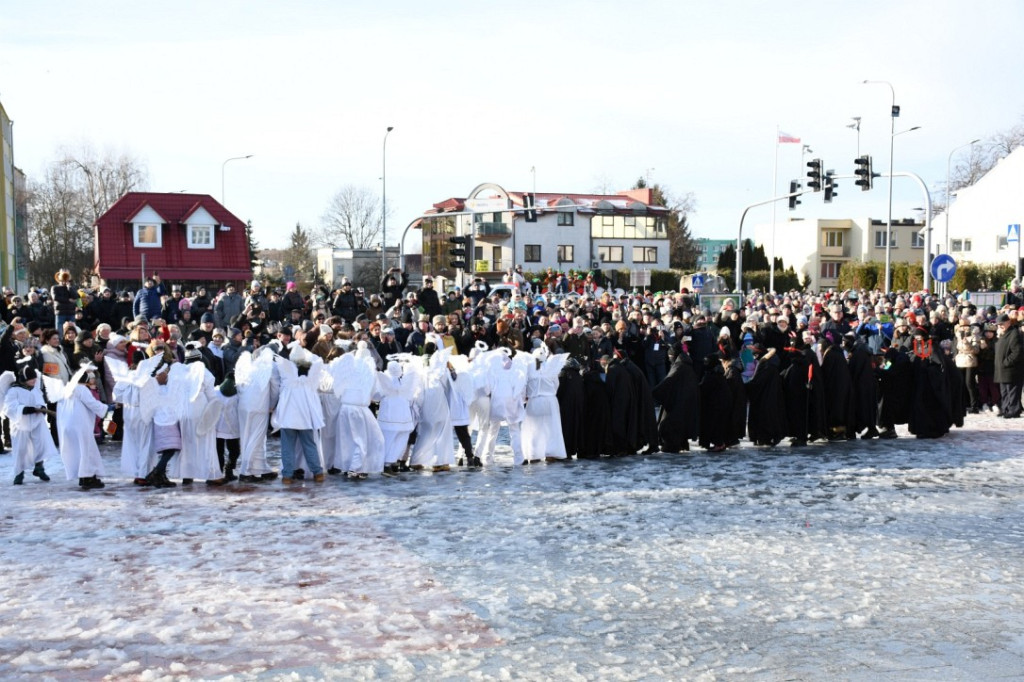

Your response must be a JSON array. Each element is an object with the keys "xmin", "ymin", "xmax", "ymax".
[{"xmin": 132, "ymin": 285, "xmax": 163, "ymax": 321}]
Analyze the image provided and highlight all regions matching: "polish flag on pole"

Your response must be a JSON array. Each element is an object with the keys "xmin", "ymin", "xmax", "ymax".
[{"xmin": 778, "ymin": 131, "xmax": 801, "ymax": 144}]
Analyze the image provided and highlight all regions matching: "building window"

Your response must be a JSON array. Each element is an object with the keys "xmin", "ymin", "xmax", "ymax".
[
  {"xmin": 998, "ymin": 235, "xmax": 1009, "ymax": 250},
  {"xmin": 187, "ymin": 225, "xmax": 215, "ymax": 249},
  {"xmin": 820, "ymin": 261, "xmax": 841, "ymax": 279},
  {"xmin": 824, "ymin": 230, "xmax": 844, "ymax": 247},
  {"xmin": 557, "ymin": 245, "xmax": 574, "ymax": 262},
  {"xmin": 134, "ymin": 224, "xmax": 161, "ymax": 248},
  {"xmin": 624, "ymin": 216, "xmax": 636, "ymax": 227},
  {"xmin": 524, "ymin": 244, "xmax": 541, "ymax": 262},
  {"xmin": 874, "ymin": 230, "xmax": 897, "ymax": 248},
  {"xmin": 632, "ymin": 246, "xmax": 657, "ymax": 263},
  {"xmin": 951, "ymin": 239, "xmax": 972, "ymax": 252},
  {"xmin": 557, "ymin": 212, "xmax": 574, "ymax": 226},
  {"xmin": 601, "ymin": 215, "xmax": 615, "ymax": 227},
  {"xmin": 598, "ymin": 245, "xmax": 623, "ymax": 263},
  {"xmin": 911, "ymin": 232, "xmax": 926, "ymax": 249}
]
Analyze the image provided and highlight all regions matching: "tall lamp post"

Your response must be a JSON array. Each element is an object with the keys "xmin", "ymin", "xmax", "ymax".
[
  {"xmin": 382, "ymin": 126, "xmax": 394, "ymax": 276},
  {"xmin": 944, "ymin": 138, "xmax": 980, "ymax": 256},
  {"xmin": 863, "ymin": 81, "xmax": 921, "ymax": 294},
  {"xmin": 221, "ymin": 154, "xmax": 253, "ymax": 205}
]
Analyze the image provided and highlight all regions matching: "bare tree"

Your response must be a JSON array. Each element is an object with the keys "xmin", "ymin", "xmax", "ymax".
[
  {"xmin": 26, "ymin": 146, "xmax": 147, "ymax": 284},
  {"xmin": 936, "ymin": 115, "xmax": 1024, "ymax": 211},
  {"xmin": 317, "ymin": 185, "xmax": 386, "ymax": 249}
]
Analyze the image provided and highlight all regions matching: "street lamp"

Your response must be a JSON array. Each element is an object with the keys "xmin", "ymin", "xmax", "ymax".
[
  {"xmin": 944, "ymin": 138, "xmax": 980, "ymax": 256},
  {"xmin": 382, "ymin": 126, "xmax": 394, "ymax": 277},
  {"xmin": 846, "ymin": 117, "xmax": 861, "ymax": 156},
  {"xmin": 221, "ymin": 155, "xmax": 253, "ymax": 205},
  {"xmin": 863, "ymin": 80, "xmax": 917, "ymax": 293}
]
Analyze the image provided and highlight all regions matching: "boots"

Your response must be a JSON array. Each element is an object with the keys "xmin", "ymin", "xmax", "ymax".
[
  {"xmin": 13, "ymin": 471, "xmax": 24, "ymax": 485},
  {"xmin": 223, "ymin": 451, "xmax": 239, "ymax": 482},
  {"xmin": 80, "ymin": 476, "xmax": 105, "ymax": 490},
  {"xmin": 144, "ymin": 451, "xmax": 177, "ymax": 488},
  {"xmin": 32, "ymin": 462, "xmax": 50, "ymax": 482}
]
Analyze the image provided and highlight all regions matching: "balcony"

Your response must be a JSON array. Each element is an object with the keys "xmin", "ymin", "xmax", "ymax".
[
  {"xmin": 474, "ymin": 222, "xmax": 511, "ymax": 238},
  {"xmin": 820, "ymin": 243, "xmax": 851, "ymax": 258}
]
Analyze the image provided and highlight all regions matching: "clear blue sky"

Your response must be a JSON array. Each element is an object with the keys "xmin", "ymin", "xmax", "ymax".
[{"xmin": 4, "ymin": 1, "xmax": 1023, "ymax": 251}]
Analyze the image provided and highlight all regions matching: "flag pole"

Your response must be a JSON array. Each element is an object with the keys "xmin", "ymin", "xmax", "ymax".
[{"xmin": 770, "ymin": 126, "xmax": 779, "ymax": 294}]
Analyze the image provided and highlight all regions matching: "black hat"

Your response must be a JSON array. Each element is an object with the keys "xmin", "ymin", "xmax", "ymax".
[
  {"xmin": 201, "ymin": 312, "xmax": 215, "ymax": 324},
  {"xmin": 997, "ymin": 313, "xmax": 1012, "ymax": 324}
]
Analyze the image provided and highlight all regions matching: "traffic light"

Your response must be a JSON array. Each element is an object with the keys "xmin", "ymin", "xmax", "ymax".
[
  {"xmin": 854, "ymin": 155, "xmax": 873, "ymax": 191},
  {"xmin": 806, "ymin": 158, "xmax": 823, "ymax": 192},
  {"xmin": 824, "ymin": 171, "xmax": 838, "ymax": 203},
  {"xmin": 524, "ymin": 193, "xmax": 537, "ymax": 222},
  {"xmin": 788, "ymin": 180, "xmax": 801, "ymax": 210},
  {"xmin": 448, "ymin": 235, "xmax": 470, "ymax": 270}
]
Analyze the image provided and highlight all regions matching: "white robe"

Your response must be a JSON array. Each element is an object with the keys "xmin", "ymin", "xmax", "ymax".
[
  {"xmin": 331, "ymin": 352, "xmax": 385, "ymax": 474},
  {"xmin": 235, "ymin": 351, "xmax": 276, "ymax": 476},
  {"xmin": 374, "ymin": 367, "xmax": 419, "ymax": 466},
  {"xmin": 522, "ymin": 356, "xmax": 568, "ymax": 461},
  {"xmin": 57, "ymin": 384, "xmax": 108, "ymax": 480},
  {"xmin": 478, "ymin": 354, "xmax": 529, "ymax": 464},
  {"xmin": 115, "ymin": 381, "xmax": 154, "ymax": 479},
  {"xmin": 2, "ymin": 384, "xmax": 58, "ymax": 476},
  {"xmin": 169, "ymin": 365, "xmax": 222, "ymax": 480},
  {"xmin": 410, "ymin": 352, "xmax": 454, "ymax": 468}
]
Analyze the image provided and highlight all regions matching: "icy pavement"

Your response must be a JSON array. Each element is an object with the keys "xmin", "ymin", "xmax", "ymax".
[{"xmin": 1, "ymin": 413, "xmax": 1023, "ymax": 681}]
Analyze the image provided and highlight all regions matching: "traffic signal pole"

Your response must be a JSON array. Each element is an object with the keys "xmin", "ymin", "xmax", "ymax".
[{"xmin": 734, "ymin": 170, "xmax": 932, "ymax": 294}]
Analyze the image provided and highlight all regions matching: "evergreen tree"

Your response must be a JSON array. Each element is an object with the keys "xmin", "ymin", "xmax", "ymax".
[{"xmin": 283, "ymin": 222, "xmax": 316, "ymax": 284}]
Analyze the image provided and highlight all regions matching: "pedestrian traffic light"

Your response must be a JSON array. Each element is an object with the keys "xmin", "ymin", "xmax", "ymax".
[
  {"xmin": 806, "ymin": 158, "xmax": 823, "ymax": 192},
  {"xmin": 824, "ymin": 171, "xmax": 838, "ymax": 203},
  {"xmin": 449, "ymin": 235, "xmax": 470, "ymax": 270},
  {"xmin": 788, "ymin": 180, "xmax": 801, "ymax": 210},
  {"xmin": 854, "ymin": 155, "xmax": 873, "ymax": 191},
  {"xmin": 524, "ymin": 193, "xmax": 537, "ymax": 222}
]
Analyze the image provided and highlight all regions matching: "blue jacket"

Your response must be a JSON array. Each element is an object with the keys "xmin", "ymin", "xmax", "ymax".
[{"xmin": 133, "ymin": 285, "xmax": 162, "ymax": 320}]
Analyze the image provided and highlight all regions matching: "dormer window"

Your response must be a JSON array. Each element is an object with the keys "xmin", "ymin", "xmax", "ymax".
[
  {"xmin": 134, "ymin": 224, "xmax": 162, "ymax": 248},
  {"xmin": 188, "ymin": 224, "xmax": 215, "ymax": 249}
]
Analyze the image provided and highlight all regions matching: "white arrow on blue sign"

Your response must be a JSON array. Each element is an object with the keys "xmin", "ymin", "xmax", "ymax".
[
  {"xmin": 1009, "ymin": 224, "xmax": 1020, "ymax": 243},
  {"xmin": 931, "ymin": 253, "xmax": 957, "ymax": 283}
]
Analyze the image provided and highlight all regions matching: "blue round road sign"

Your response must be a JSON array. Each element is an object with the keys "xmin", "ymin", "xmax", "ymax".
[{"xmin": 931, "ymin": 254, "xmax": 957, "ymax": 283}]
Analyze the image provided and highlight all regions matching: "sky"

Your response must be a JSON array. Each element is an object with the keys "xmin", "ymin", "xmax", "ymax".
[{"xmin": 4, "ymin": 1, "xmax": 1024, "ymax": 252}]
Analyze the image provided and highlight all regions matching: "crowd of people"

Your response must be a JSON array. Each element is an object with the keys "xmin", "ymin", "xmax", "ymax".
[{"xmin": 1, "ymin": 265, "xmax": 1022, "ymax": 490}]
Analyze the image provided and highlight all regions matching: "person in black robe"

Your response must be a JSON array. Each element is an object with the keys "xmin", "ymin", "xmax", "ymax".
[
  {"xmin": 745, "ymin": 345, "xmax": 788, "ymax": 447},
  {"xmin": 619, "ymin": 355, "xmax": 659, "ymax": 454},
  {"xmin": 602, "ymin": 354, "xmax": 638, "ymax": 456},
  {"xmin": 556, "ymin": 359, "xmax": 586, "ymax": 459},
  {"xmin": 818, "ymin": 331, "xmax": 853, "ymax": 441},
  {"xmin": 578, "ymin": 362, "xmax": 612, "ymax": 459},
  {"xmin": 721, "ymin": 354, "xmax": 747, "ymax": 447},
  {"xmin": 780, "ymin": 345, "xmax": 822, "ymax": 447},
  {"xmin": 908, "ymin": 328, "xmax": 953, "ymax": 438},
  {"xmin": 938, "ymin": 339, "xmax": 966, "ymax": 428},
  {"xmin": 698, "ymin": 353, "xmax": 733, "ymax": 452},
  {"xmin": 651, "ymin": 351, "xmax": 699, "ymax": 452},
  {"xmin": 876, "ymin": 346, "xmax": 913, "ymax": 438},
  {"xmin": 843, "ymin": 333, "xmax": 880, "ymax": 439}
]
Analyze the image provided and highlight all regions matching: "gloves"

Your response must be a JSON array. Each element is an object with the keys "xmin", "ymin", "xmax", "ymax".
[{"xmin": 22, "ymin": 406, "xmax": 37, "ymax": 415}]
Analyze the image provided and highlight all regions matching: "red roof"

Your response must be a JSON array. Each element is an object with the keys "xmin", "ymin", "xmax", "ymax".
[{"xmin": 95, "ymin": 192, "xmax": 253, "ymax": 283}]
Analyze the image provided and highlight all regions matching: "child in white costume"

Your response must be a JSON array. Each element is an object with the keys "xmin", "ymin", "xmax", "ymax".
[
  {"xmin": 374, "ymin": 356, "xmax": 419, "ymax": 473},
  {"xmin": 409, "ymin": 342, "xmax": 454, "ymax": 471},
  {"xmin": 522, "ymin": 345, "xmax": 569, "ymax": 463},
  {"xmin": 168, "ymin": 346, "xmax": 225, "ymax": 485},
  {"xmin": 328, "ymin": 341, "xmax": 385, "ymax": 477},
  {"xmin": 271, "ymin": 346, "xmax": 326, "ymax": 484},
  {"xmin": 477, "ymin": 348, "xmax": 530, "ymax": 465},
  {"xmin": 1, "ymin": 363, "xmax": 57, "ymax": 485},
  {"xmin": 49, "ymin": 364, "xmax": 111, "ymax": 489},
  {"xmin": 234, "ymin": 350, "xmax": 278, "ymax": 482}
]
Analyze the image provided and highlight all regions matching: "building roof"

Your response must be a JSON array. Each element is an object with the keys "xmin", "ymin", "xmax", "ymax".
[{"xmin": 95, "ymin": 192, "xmax": 252, "ymax": 282}]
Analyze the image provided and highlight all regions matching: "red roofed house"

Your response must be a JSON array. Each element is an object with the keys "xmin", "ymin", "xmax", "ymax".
[{"xmin": 94, "ymin": 192, "xmax": 253, "ymax": 289}]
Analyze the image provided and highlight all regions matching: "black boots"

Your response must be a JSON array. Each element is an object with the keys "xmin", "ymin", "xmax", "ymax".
[
  {"xmin": 144, "ymin": 451, "xmax": 177, "ymax": 488},
  {"xmin": 79, "ymin": 476, "xmax": 105, "ymax": 490},
  {"xmin": 32, "ymin": 462, "xmax": 50, "ymax": 482}
]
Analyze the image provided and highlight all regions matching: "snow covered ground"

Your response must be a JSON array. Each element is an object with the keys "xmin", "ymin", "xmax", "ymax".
[{"xmin": 1, "ymin": 412, "xmax": 1022, "ymax": 681}]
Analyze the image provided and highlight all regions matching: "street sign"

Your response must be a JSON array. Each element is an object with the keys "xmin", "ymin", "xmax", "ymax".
[
  {"xmin": 692, "ymin": 273, "xmax": 706, "ymax": 289},
  {"xmin": 630, "ymin": 269, "xmax": 651, "ymax": 287},
  {"xmin": 1009, "ymin": 223, "xmax": 1020, "ymax": 243},
  {"xmin": 931, "ymin": 253, "xmax": 957, "ymax": 283},
  {"xmin": 466, "ymin": 197, "xmax": 507, "ymax": 213}
]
